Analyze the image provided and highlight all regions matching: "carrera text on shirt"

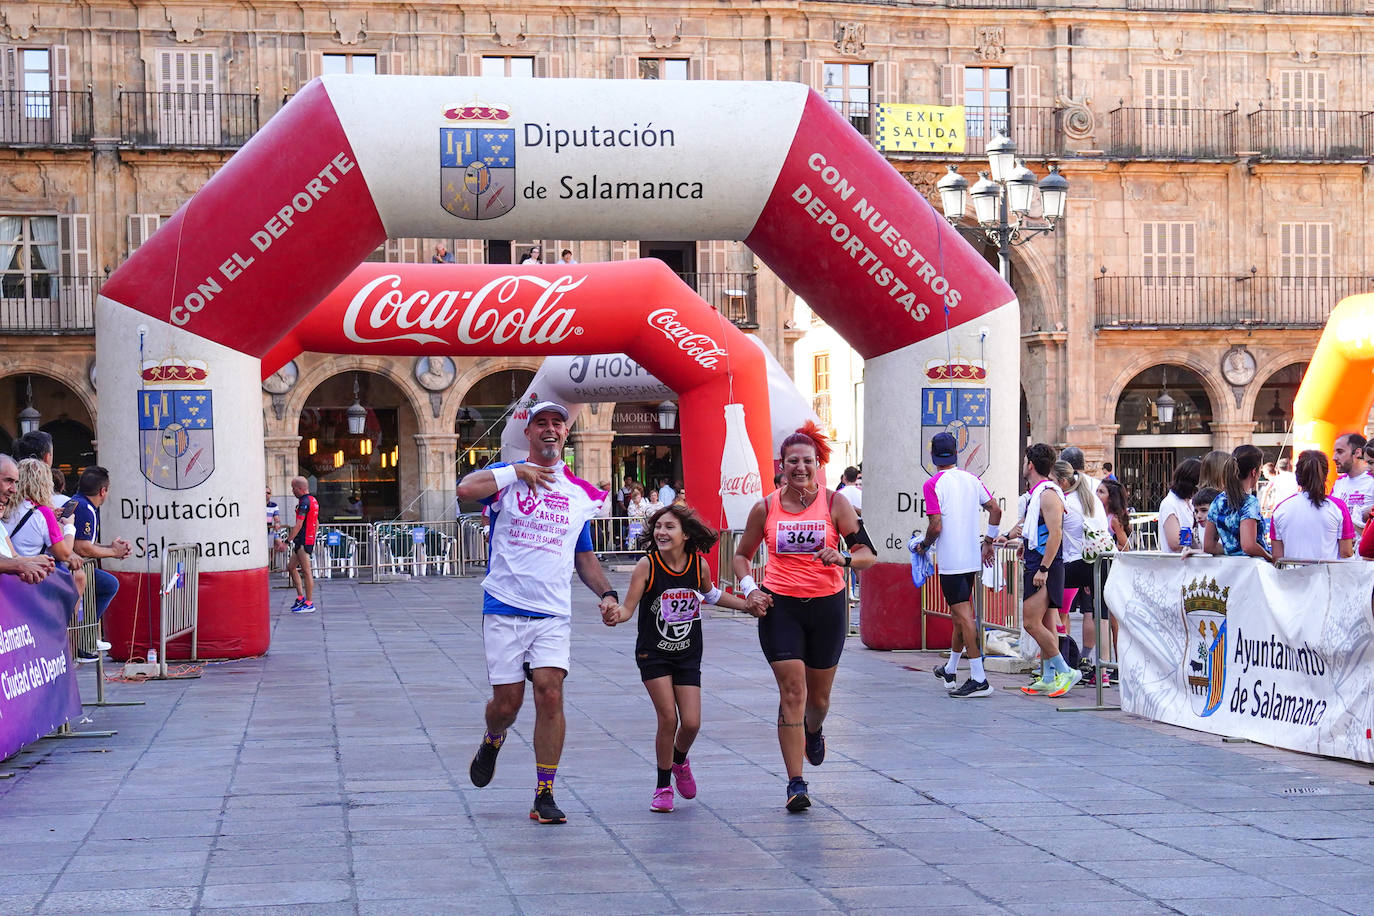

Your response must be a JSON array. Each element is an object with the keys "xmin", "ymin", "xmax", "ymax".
[{"xmin": 482, "ymin": 462, "xmax": 607, "ymax": 618}]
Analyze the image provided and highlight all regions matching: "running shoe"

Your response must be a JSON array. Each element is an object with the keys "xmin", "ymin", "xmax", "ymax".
[
  {"xmin": 530, "ymin": 789, "xmax": 567, "ymax": 824},
  {"xmin": 650, "ymin": 786, "xmax": 674, "ymax": 813},
  {"xmin": 672, "ymin": 758, "xmax": 697, "ymax": 799},
  {"xmin": 785, "ymin": 777, "xmax": 811, "ymax": 813},
  {"xmin": 1020, "ymin": 677, "xmax": 1054, "ymax": 695},
  {"xmin": 95, "ymin": 640, "xmax": 112, "ymax": 652},
  {"xmin": 292, "ymin": 601, "xmax": 315, "ymax": 614},
  {"xmin": 951, "ymin": 678, "xmax": 993, "ymax": 698},
  {"xmin": 289, "ymin": 596, "xmax": 304, "ymax": 610},
  {"xmin": 933, "ymin": 665, "xmax": 956, "ymax": 691},
  {"xmin": 804, "ymin": 724, "xmax": 826, "ymax": 767},
  {"xmin": 469, "ymin": 737, "xmax": 502, "ymax": 787},
  {"xmin": 1047, "ymin": 668, "xmax": 1084, "ymax": 698}
]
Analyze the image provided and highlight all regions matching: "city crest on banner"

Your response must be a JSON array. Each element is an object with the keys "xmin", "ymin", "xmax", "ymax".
[
  {"xmin": 138, "ymin": 387, "xmax": 214, "ymax": 490},
  {"xmin": 1181, "ymin": 576, "xmax": 1229, "ymax": 717},
  {"xmin": 440, "ymin": 104, "xmax": 516, "ymax": 221},
  {"xmin": 919, "ymin": 359, "xmax": 990, "ymax": 476}
]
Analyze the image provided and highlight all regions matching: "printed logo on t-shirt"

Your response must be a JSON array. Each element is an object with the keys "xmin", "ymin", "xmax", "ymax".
[
  {"xmin": 654, "ymin": 587, "xmax": 700, "ymax": 648},
  {"xmin": 776, "ymin": 519, "xmax": 825, "ymax": 554}
]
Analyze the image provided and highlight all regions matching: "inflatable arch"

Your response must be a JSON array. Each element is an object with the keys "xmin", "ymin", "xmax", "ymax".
[
  {"xmin": 95, "ymin": 76, "xmax": 1015, "ymax": 659},
  {"xmin": 1293, "ymin": 292, "xmax": 1374, "ymax": 474}
]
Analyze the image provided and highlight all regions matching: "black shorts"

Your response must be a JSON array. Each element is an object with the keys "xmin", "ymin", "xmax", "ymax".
[
  {"xmin": 758, "ymin": 588, "xmax": 848, "ymax": 669},
  {"xmin": 1064, "ymin": 558, "xmax": 1095, "ymax": 590},
  {"xmin": 938, "ymin": 572, "xmax": 976, "ymax": 606},
  {"xmin": 637, "ymin": 656, "xmax": 702, "ymax": 687},
  {"xmin": 293, "ymin": 539, "xmax": 314, "ymax": 556},
  {"xmin": 1022, "ymin": 549, "xmax": 1064, "ymax": 609}
]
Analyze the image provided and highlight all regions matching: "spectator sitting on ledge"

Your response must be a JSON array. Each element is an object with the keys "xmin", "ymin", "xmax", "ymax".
[{"xmin": 0, "ymin": 455, "xmax": 54, "ymax": 584}]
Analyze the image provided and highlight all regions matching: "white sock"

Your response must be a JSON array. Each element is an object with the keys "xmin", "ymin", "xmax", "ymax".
[
  {"xmin": 969, "ymin": 656, "xmax": 986, "ymax": 682},
  {"xmin": 945, "ymin": 651, "xmax": 963, "ymax": 675}
]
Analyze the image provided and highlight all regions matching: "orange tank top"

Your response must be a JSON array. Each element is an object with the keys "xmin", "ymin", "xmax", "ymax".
[{"xmin": 762, "ymin": 489, "xmax": 843, "ymax": 598}]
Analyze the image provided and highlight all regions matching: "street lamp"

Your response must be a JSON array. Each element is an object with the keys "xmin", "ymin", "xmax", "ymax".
[
  {"xmin": 17, "ymin": 376, "xmax": 40, "ymax": 435},
  {"xmin": 346, "ymin": 373, "xmax": 367, "ymax": 436},
  {"xmin": 1155, "ymin": 368, "xmax": 1177, "ymax": 429},
  {"xmin": 657, "ymin": 400, "xmax": 678, "ymax": 432},
  {"xmin": 938, "ymin": 132, "xmax": 1070, "ymax": 284}
]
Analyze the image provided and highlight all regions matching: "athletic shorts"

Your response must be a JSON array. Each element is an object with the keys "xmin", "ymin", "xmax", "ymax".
[
  {"xmin": 483, "ymin": 613, "xmax": 571, "ymax": 685},
  {"xmin": 938, "ymin": 572, "xmax": 976, "ymax": 606},
  {"xmin": 758, "ymin": 587, "xmax": 848, "ymax": 669},
  {"xmin": 1064, "ymin": 558, "xmax": 1095, "ymax": 590},
  {"xmin": 1022, "ymin": 549, "xmax": 1064, "ymax": 609},
  {"xmin": 292, "ymin": 537, "xmax": 314, "ymax": 556},
  {"xmin": 637, "ymin": 656, "xmax": 702, "ymax": 687}
]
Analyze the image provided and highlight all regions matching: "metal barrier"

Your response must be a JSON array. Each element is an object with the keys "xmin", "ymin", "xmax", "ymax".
[
  {"xmin": 56, "ymin": 560, "xmax": 142, "ymax": 739},
  {"xmin": 1059, "ymin": 555, "xmax": 1121, "ymax": 713},
  {"xmin": 457, "ymin": 513, "xmax": 488, "ymax": 574},
  {"xmin": 156, "ymin": 545, "xmax": 201, "ymax": 679},
  {"xmin": 373, "ymin": 520, "xmax": 463, "ymax": 578},
  {"xmin": 315, "ymin": 522, "xmax": 372, "ymax": 579},
  {"xmin": 919, "ymin": 544, "xmax": 1024, "ymax": 650}
]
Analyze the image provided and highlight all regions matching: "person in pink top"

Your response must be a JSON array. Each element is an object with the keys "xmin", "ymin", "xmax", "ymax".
[
  {"xmin": 1270, "ymin": 450, "xmax": 1354, "ymax": 561},
  {"xmin": 733, "ymin": 422, "xmax": 875, "ymax": 813}
]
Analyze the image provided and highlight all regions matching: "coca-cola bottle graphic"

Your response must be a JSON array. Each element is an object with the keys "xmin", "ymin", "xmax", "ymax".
[{"xmin": 719, "ymin": 404, "xmax": 763, "ymax": 529}]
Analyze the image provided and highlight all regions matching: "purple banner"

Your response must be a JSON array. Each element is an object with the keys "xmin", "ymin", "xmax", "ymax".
[{"xmin": 1, "ymin": 569, "xmax": 81, "ymax": 761}]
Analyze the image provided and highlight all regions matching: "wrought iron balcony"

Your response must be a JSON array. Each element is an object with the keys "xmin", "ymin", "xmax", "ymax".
[
  {"xmin": 0, "ymin": 90, "xmax": 94, "ymax": 147},
  {"xmin": 0, "ymin": 274, "xmax": 101, "ymax": 333},
  {"xmin": 1247, "ymin": 109, "xmax": 1374, "ymax": 160},
  {"xmin": 676, "ymin": 272, "xmax": 758, "ymax": 329},
  {"xmin": 1094, "ymin": 275, "xmax": 1371, "ymax": 329},
  {"xmin": 118, "ymin": 91, "xmax": 260, "ymax": 149},
  {"xmin": 833, "ymin": 101, "xmax": 1063, "ymax": 159},
  {"xmin": 1105, "ymin": 107, "xmax": 1238, "ymax": 159}
]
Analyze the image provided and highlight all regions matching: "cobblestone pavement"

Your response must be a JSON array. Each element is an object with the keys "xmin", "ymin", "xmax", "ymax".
[{"xmin": 3, "ymin": 572, "xmax": 1374, "ymax": 915}]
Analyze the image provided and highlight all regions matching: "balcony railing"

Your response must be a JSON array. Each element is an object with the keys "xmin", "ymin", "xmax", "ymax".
[
  {"xmin": 0, "ymin": 90, "xmax": 94, "ymax": 147},
  {"xmin": 119, "ymin": 91, "xmax": 259, "ymax": 149},
  {"xmin": 1094, "ymin": 275, "xmax": 1372, "ymax": 328},
  {"xmin": 1106, "ymin": 107, "xmax": 1238, "ymax": 159},
  {"xmin": 833, "ymin": 101, "xmax": 1063, "ymax": 158},
  {"xmin": 676, "ymin": 272, "xmax": 758, "ymax": 329},
  {"xmin": 0, "ymin": 275, "xmax": 101, "ymax": 333},
  {"xmin": 930, "ymin": 0, "xmax": 1363, "ymax": 10},
  {"xmin": 1247, "ymin": 109, "xmax": 1374, "ymax": 160}
]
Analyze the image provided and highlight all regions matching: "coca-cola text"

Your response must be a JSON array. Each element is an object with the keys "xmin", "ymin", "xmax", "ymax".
[
  {"xmin": 646, "ymin": 308, "xmax": 725, "ymax": 370},
  {"xmin": 343, "ymin": 274, "xmax": 584, "ymax": 346}
]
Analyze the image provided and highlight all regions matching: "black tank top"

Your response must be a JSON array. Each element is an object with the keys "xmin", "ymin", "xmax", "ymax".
[{"xmin": 635, "ymin": 551, "xmax": 705, "ymax": 661}]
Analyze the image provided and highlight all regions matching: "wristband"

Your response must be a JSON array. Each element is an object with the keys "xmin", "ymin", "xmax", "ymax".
[
  {"xmin": 490, "ymin": 465, "xmax": 517, "ymax": 490},
  {"xmin": 738, "ymin": 575, "xmax": 759, "ymax": 596},
  {"xmin": 986, "ymin": 524, "xmax": 999, "ymax": 540},
  {"xmin": 702, "ymin": 586, "xmax": 722, "ymax": 605},
  {"xmin": 843, "ymin": 555, "xmax": 852, "ymax": 568}
]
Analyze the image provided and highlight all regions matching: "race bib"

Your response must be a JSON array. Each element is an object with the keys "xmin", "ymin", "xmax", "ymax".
[
  {"xmin": 776, "ymin": 519, "xmax": 826, "ymax": 554},
  {"xmin": 658, "ymin": 587, "xmax": 700, "ymax": 623}
]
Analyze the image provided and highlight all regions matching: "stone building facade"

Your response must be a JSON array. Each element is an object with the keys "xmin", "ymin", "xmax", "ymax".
[{"xmin": 1, "ymin": 0, "xmax": 1369, "ymax": 516}]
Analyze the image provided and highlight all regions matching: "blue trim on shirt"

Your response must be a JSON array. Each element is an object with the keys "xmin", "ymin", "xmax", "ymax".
[
  {"xmin": 482, "ymin": 591, "xmax": 551, "ymax": 618},
  {"xmin": 576, "ymin": 522, "xmax": 593, "ymax": 554}
]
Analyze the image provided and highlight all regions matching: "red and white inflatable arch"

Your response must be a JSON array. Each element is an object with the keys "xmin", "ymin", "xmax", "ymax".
[{"xmin": 95, "ymin": 76, "xmax": 1014, "ymax": 659}]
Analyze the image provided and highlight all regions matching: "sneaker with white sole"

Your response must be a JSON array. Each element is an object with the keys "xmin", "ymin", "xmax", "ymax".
[
  {"xmin": 650, "ymin": 786, "xmax": 674, "ymax": 813},
  {"xmin": 933, "ymin": 665, "xmax": 956, "ymax": 691},
  {"xmin": 95, "ymin": 640, "xmax": 112, "ymax": 651},
  {"xmin": 951, "ymin": 678, "xmax": 994, "ymax": 698},
  {"xmin": 671, "ymin": 758, "xmax": 697, "ymax": 799},
  {"xmin": 292, "ymin": 601, "xmax": 315, "ymax": 614}
]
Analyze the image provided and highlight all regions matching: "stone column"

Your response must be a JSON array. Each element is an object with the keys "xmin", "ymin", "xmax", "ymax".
[
  {"xmin": 263, "ymin": 435, "xmax": 302, "ymax": 503},
  {"xmin": 570, "ymin": 429, "xmax": 615, "ymax": 488},
  {"xmin": 413, "ymin": 433, "xmax": 460, "ymax": 521},
  {"xmin": 1211, "ymin": 421, "xmax": 1258, "ymax": 453}
]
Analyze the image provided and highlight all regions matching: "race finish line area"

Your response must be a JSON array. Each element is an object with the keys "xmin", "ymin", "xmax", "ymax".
[{"xmin": 3, "ymin": 574, "xmax": 1374, "ymax": 915}]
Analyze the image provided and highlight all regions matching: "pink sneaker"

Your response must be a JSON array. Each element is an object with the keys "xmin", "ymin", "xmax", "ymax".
[
  {"xmin": 650, "ymin": 786, "xmax": 674, "ymax": 813},
  {"xmin": 672, "ymin": 758, "xmax": 697, "ymax": 799}
]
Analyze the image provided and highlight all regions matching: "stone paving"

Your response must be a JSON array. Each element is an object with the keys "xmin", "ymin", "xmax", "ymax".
[{"xmin": 3, "ymin": 572, "xmax": 1374, "ymax": 915}]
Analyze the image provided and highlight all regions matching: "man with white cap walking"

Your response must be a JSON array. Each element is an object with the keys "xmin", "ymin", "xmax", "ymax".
[{"xmin": 458, "ymin": 401, "xmax": 616, "ymax": 824}]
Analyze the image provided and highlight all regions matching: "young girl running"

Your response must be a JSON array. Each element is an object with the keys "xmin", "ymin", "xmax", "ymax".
[{"xmin": 603, "ymin": 504, "xmax": 760, "ymax": 813}]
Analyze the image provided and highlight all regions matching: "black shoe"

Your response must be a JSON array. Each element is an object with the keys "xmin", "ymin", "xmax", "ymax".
[
  {"xmin": 529, "ymin": 789, "xmax": 567, "ymax": 824},
  {"xmin": 951, "ymin": 678, "xmax": 994, "ymax": 698},
  {"xmin": 469, "ymin": 738, "xmax": 502, "ymax": 788},
  {"xmin": 786, "ymin": 777, "xmax": 811, "ymax": 813},
  {"xmin": 933, "ymin": 665, "xmax": 956, "ymax": 691},
  {"xmin": 803, "ymin": 723, "xmax": 826, "ymax": 767}
]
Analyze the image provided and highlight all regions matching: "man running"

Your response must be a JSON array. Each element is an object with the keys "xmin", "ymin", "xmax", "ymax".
[
  {"xmin": 917, "ymin": 433, "xmax": 1002, "ymax": 698},
  {"xmin": 461, "ymin": 402, "xmax": 616, "ymax": 825},
  {"xmin": 286, "ymin": 476, "xmax": 318, "ymax": 613}
]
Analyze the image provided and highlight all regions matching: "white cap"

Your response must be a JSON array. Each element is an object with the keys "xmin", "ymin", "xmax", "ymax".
[{"xmin": 525, "ymin": 401, "xmax": 570, "ymax": 427}]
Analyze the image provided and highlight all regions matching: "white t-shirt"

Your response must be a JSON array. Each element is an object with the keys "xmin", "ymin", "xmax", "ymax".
[
  {"xmin": 1058, "ymin": 487, "xmax": 1103, "ymax": 563},
  {"xmin": 922, "ymin": 467, "xmax": 993, "ymax": 574},
  {"xmin": 1270, "ymin": 494, "xmax": 1353, "ymax": 561},
  {"xmin": 839, "ymin": 486, "xmax": 862, "ymax": 512},
  {"xmin": 1157, "ymin": 491, "xmax": 1194, "ymax": 553},
  {"xmin": 480, "ymin": 461, "xmax": 607, "ymax": 618},
  {"xmin": 1332, "ymin": 472, "xmax": 1374, "ymax": 527}
]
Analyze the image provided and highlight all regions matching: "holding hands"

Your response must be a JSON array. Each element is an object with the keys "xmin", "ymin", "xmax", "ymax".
[
  {"xmin": 744, "ymin": 589, "xmax": 772, "ymax": 618},
  {"xmin": 602, "ymin": 603, "xmax": 633, "ymax": 626}
]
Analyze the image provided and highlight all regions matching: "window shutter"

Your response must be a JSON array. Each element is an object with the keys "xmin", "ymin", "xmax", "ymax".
[
  {"xmin": 0, "ymin": 48, "xmax": 15, "ymax": 94},
  {"xmin": 51, "ymin": 45, "xmax": 72, "ymax": 143},
  {"xmin": 451, "ymin": 53, "xmax": 470, "ymax": 77},
  {"xmin": 613, "ymin": 55, "xmax": 633, "ymax": 79},
  {"xmin": 534, "ymin": 57, "xmax": 549, "ymax": 78},
  {"xmin": 51, "ymin": 45, "xmax": 70, "ymax": 90},
  {"xmin": 940, "ymin": 64, "xmax": 958, "ymax": 106},
  {"xmin": 377, "ymin": 53, "xmax": 404, "ymax": 75},
  {"xmin": 1011, "ymin": 65, "xmax": 1041, "ymax": 108},
  {"xmin": 801, "ymin": 58, "xmax": 825, "ymax": 89},
  {"xmin": 688, "ymin": 58, "xmax": 717, "ymax": 80},
  {"xmin": 127, "ymin": 214, "xmax": 164, "ymax": 255},
  {"xmin": 59, "ymin": 214, "xmax": 93, "ymax": 278},
  {"xmin": 873, "ymin": 61, "xmax": 897, "ymax": 103}
]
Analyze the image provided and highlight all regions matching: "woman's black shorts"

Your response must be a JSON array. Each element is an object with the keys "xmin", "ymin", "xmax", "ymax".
[
  {"xmin": 757, "ymin": 588, "xmax": 848, "ymax": 669},
  {"xmin": 1064, "ymin": 558, "xmax": 1095, "ymax": 590}
]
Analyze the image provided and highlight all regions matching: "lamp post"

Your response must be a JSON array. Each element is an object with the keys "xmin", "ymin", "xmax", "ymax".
[
  {"xmin": 1155, "ymin": 368, "xmax": 1177, "ymax": 430},
  {"xmin": 937, "ymin": 132, "xmax": 1069, "ymax": 284},
  {"xmin": 17, "ymin": 376, "xmax": 40, "ymax": 435}
]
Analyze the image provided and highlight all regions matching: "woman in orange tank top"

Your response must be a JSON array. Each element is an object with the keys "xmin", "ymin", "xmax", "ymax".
[{"xmin": 733, "ymin": 423, "xmax": 876, "ymax": 813}]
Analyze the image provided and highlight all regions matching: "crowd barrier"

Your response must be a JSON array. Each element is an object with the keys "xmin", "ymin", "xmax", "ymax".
[
  {"xmin": 155, "ymin": 545, "xmax": 201, "ymax": 679},
  {"xmin": 1105, "ymin": 551, "xmax": 1374, "ymax": 762}
]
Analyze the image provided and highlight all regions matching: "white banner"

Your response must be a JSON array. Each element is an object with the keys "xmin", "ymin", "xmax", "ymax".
[{"xmin": 1106, "ymin": 553, "xmax": 1374, "ymax": 763}]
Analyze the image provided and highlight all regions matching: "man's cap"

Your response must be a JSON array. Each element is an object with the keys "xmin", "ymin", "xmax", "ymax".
[
  {"xmin": 525, "ymin": 401, "xmax": 569, "ymax": 427},
  {"xmin": 930, "ymin": 432, "xmax": 958, "ymax": 462}
]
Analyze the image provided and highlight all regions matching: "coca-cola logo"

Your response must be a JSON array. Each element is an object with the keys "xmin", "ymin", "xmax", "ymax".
[
  {"xmin": 720, "ymin": 471, "xmax": 762, "ymax": 498},
  {"xmin": 343, "ymin": 274, "xmax": 585, "ymax": 347},
  {"xmin": 646, "ymin": 308, "xmax": 725, "ymax": 370}
]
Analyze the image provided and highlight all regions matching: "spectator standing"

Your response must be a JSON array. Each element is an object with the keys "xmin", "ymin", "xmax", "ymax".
[
  {"xmin": 1260, "ymin": 457, "xmax": 1300, "ymax": 517},
  {"xmin": 286, "ymin": 477, "xmax": 319, "ymax": 613},
  {"xmin": 657, "ymin": 479, "xmax": 676, "ymax": 507},
  {"xmin": 1092, "ymin": 478, "xmax": 1132, "ymax": 683},
  {"xmin": 1102, "ymin": 461, "xmax": 1118, "ymax": 482},
  {"xmin": 1058, "ymin": 446, "xmax": 1101, "ymax": 494},
  {"xmin": 1052, "ymin": 459, "xmax": 1104, "ymax": 663},
  {"xmin": 266, "ymin": 486, "xmax": 282, "ymax": 555},
  {"xmin": 1271, "ymin": 450, "xmax": 1354, "ymax": 561},
  {"xmin": 1332, "ymin": 433, "xmax": 1374, "ymax": 535},
  {"xmin": 71, "ymin": 466, "xmax": 130, "ymax": 620},
  {"xmin": 1199, "ymin": 450, "xmax": 1232, "ymax": 493},
  {"xmin": 1204, "ymin": 445, "xmax": 1271, "ymax": 561},
  {"xmin": 1158, "ymin": 458, "xmax": 1202, "ymax": 553}
]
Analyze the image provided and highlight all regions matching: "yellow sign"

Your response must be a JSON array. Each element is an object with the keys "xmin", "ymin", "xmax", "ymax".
[{"xmin": 875, "ymin": 104, "xmax": 966, "ymax": 153}]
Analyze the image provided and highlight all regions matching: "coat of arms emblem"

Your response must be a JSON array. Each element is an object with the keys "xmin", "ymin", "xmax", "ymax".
[
  {"xmin": 137, "ymin": 358, "xmax": 214, "ymax": 490},
  {"xmin": 441, "ymin": 103, "xmax": 515, "ymax": 221},
  {"xmin": 1181, "ymin": 577, "xmax": 1229, "ymax": 717}
]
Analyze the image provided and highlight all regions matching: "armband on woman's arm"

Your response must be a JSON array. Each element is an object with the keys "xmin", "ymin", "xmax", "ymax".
[{"xmin": 843, "ymin": 523, "xmax": 875, "ymax": 553}]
